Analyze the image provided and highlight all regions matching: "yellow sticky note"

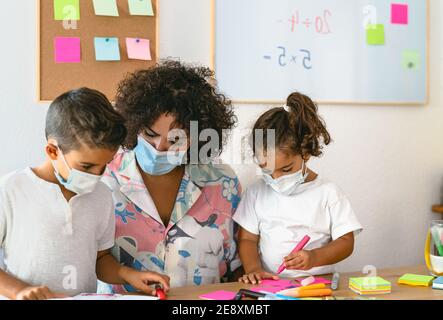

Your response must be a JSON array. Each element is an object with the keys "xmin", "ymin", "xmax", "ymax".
[
  {"xmin": 402, "ymin": 51, "xmax": 420, "ymax": 70},
  {"xmin": 366, "ymin": 24, "xmax": 385, "ymax": 45},
  {"xmin": 93, "ymin": 0, "xmax": 119, "ymax": 16},
  {"xmin": 128, "ymin": 0, "xmax": 154, "ymax": 16}
]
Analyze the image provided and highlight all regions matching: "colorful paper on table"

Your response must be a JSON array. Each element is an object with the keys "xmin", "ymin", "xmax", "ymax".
[
  {"xmin": 294, "ymin": 277, "xmax": 332, "ymax": 286},
  {"xmin": 398, "ymin": 274, "xmax": 435, "ymax": 287},
  {"xmin": 391, "ymin": 3, "xmax": 409, "ymax": 25},
  {"xmin": 54, "ymin": 0, "xmax": 80, "ymax": 21},
  {"xmin": 251, "ymin": 286, "xmax": 286, "ymax": 294},
  {"xmin": 432, "ymin": 276, "xmax": 443, "ymax": 290},
  {"xmin": 260, "ymin": 279, "xmax": 294, "ymax": 287},
  {"xmin": 366, "ymin": 24, "xmax": 385, "ymax": 45},
  {"xmin": 94, "ymin": 37, "xmax": 121, "ymax": 61},
  {"xmin": 126, "ymin": 38, "xmax": 152, "ymax": 61},
  {"xmin": 93, "ymin": 0, "xmax": 119, "ymax": 16},
  {"xmin": 250, "ymin": 279, "xmax": 297, "ymax": 293},
  {"xmin": 128, "ymin": 0, "xmax": 154, "ymax": 16},
  {"xmin": 199, "ymin": 290, "xmax": 236, "ymax": 300},
  {"xmin": 402, "ymin": 50, "xmax": 420, "ymax": 70},
  {"xmin": 54, "ymin": 37, "xmax": 81, "ymax": 63}
]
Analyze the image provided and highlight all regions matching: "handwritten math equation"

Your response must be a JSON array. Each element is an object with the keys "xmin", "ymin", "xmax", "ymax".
[
  {"xmin": 282, "ymin": 9, "xmax": 333, "ymax": 34},
  {"xmin": 263, "ymin": 47, "xmax": 313, "ymax": 70},
  {"xmin": 262, "ymin": 9, "xmax": 332, "ymax": 69}
]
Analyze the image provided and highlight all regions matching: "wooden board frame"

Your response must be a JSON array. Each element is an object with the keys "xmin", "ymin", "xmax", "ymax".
[
  {"xmin": 210, "ymin": 0, "xmax": 430, "ymax": 106},
  {"xmin": 37, "ymin": 0, "xmax": 159, "ymax": 103}
]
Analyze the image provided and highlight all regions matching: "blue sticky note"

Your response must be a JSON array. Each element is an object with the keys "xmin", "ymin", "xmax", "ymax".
[{"xmin": 94, "ymin": 37, "xmax": 121, "ymax": 61}]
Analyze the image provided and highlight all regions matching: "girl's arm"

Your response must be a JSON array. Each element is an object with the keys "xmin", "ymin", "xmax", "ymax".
[
  {"xmin": 237, "ymin": 227, "xmax": 279, "ymax": 284},
  {"xmin": 284, "ymin": 232, "xmax": 355, "ymax": 270}
]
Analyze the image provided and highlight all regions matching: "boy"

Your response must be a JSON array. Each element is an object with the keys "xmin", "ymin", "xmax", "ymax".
[{"xmin": 0, "ymin": 88, "xmax": 169, "ymax": 300}]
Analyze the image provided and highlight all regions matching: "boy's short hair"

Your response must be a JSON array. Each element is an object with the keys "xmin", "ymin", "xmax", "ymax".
[{"xmin": 45, "ymin": 88, "xmax": 127, "ymax": 153}]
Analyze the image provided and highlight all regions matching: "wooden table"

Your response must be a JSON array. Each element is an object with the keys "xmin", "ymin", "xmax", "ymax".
[{"xmin": 167, "ymin": 265, "xmax": 443, "ymax": 300}]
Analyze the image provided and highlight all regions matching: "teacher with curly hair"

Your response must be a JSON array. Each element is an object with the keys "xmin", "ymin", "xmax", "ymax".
[{"xmin": 100, "ymin": 60, "xmax": 243, "ymax": 292}]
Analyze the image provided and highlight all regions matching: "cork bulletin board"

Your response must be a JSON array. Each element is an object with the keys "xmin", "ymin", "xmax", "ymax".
[{"xmin": 38, "ymin": 0, "xmax": 159, "ymax": 102}]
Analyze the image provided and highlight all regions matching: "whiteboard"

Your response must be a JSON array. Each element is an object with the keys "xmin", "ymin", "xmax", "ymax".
[{"xmin": 213, "ymin": 0, "xmax": 429, "ymax": 105}]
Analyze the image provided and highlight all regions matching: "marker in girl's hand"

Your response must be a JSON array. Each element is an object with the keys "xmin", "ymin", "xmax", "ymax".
[
  {"xmin": 155, "ymin": 285, "xmax": 167, "ymax": 300},
  {"xmin": 276, "ymin": 235, "xmax": 311, "ymax": 274}
]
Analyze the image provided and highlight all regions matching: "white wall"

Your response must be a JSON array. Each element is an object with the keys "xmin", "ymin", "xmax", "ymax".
[{"xmin": 1, "ymin": 0, "xmax": 443, "ymax": 273}]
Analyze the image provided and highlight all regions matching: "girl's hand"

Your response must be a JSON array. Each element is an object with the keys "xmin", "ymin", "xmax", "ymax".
[
  {"xmin": 284, "ymin": 250, "xmax": 317, "ymax": 270},
  {"xmin": 238, "ymin": 270, "xmax": 279, "ymax": 285},
  {"xmin": 120, "ymin": 267, "xmax": 170, "ymax": 295},
  {"xmin": 15, "ymin": 286, "xmax": 67, "ymax": 300}
]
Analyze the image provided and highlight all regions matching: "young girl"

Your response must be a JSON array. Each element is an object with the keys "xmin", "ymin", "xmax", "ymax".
[{"xmin": 234, "ymin": 92, "xmax": 362, "ymax": 284}]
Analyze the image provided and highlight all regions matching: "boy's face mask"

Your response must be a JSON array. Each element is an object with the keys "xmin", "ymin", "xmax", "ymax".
[
  {"xmin": 52, "ymin": 147, "xmax": 102, "ymax": 195},
  {"xmin": 262, "ymin": 160, "xmax": 308, "ymax": 196},
  {"xmin": 134, "ymin": 135, "xmax": 187, "ymax": 176}
]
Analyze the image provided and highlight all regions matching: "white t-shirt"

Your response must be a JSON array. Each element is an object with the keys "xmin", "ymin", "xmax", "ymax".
[
  {"xmin": 0, "ymin": 168, "xmax": 115, "ymax": 296},
  {"xmin": 233, "ymin": 176, "xmax": 362, "ymax": 278}
]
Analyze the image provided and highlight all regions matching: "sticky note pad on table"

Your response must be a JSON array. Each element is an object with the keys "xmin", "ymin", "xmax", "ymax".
[
  {"xmin": 402, "ymin": 50, "xmax": 420, "ymax": 70},
  {"xmin": 199, "ymin": 290, "xmax": 236, "ymax": 300},
  {"xmin": 94, "ymin": 37, "xmax": 121, "ymax": 61},
  {"xmin": 54, "ymin": 37, "xmax": 81, "ymax": 63},
  {"xmin": 349, "ymin": 277, "xmax": 391, "ymax": 295},
  {"xmin": 398, "ymin": 274, "xmax": 435, "ymax": 287},
  {"xmin": 391, "ymin": 3, "xmax": 409, "ymax": 25},
  {"xmin": 128, "ymin": 0, "xmax": 154, "ymax": 16},
  {"xmin": 366, "ymin": 24, "xmax": 385, "ymax": 45},
  {"xmin": 126, "ymin": 38, "xmax": 152, "ymax": 61},
  {"xmin": 432, "ymin": 277, "xmax": 443, "ymax": 290},
  {"xmin": 54, "ymin": 0, "xmax": 80, "ymax": 21},
  {"xmin": 93, "ymin": 0, "xmax": 119, "ymax": 16}
]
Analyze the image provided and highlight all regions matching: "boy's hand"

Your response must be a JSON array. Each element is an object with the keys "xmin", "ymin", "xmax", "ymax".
[
  {"xmin": 15, "ymin": 286, "xmax": 67, "ymax": 300},
  {"xmin": 119, "ymin": 267, "xmax": 170, "ymax": 296},
  {"xmin": 238, "ymin": 270, "xmax": 279, "ymax": 285},
  {"xmin": 284, "ymin": 250, "xmax": 317, "ymax": 270}
]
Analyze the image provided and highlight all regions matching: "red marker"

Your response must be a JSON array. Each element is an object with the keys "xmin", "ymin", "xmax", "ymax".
[
  {"xmin": 276, "ymin": 235, "xmax": 311, "ymax": 274},
  {"xmin": 155, "ymin": 285, "xmax": 167, "ymax": 300}
]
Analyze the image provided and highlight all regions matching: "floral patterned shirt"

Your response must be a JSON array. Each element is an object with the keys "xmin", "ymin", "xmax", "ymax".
[{"xmin": 101, "ymin": 150, "xmax": 242, "ymax": 290}]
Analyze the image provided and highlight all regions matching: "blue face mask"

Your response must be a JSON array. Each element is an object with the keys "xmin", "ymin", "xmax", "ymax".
[{"xmin": 134, "ymin": 135, "xmax": 187, "ymax": 176}]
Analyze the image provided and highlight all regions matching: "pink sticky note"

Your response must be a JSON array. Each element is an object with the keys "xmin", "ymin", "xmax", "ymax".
[
  {"xmin": 54, "ymin": 37, "xmax": 81, "ymax": 63},
  {"xmin": 260, "ymin": 279, "xmax": 294, "ymax": 287},
  {"xmin": 251, "ymin": 286, "xmax": 293, "ymax": 293},
  {"xmin": 126, "ymin": 38, "xmax": 152, "ymax": 61},
  {"xmin": 199, "ymin": 290, "xmax": 236, "ymax": 300},
  {"xmin": 391, "ymin": 3, "xmax": 408, "ymax": 25},
  {"xmin": 296, "ymin": 277, "xmax": 332, "ymax": 285}
]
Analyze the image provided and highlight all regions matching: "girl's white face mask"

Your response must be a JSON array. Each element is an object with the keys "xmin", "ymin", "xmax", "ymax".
[
  {"xmin": 52, "ymin": 147, "xmax": 102, "ymax": 195},
  {"xmin": 262, "ymin": 160, "xmax": 308, "ymax": 196}
]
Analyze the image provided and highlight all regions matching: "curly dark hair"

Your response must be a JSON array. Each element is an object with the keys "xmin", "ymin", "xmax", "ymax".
[
  {"xmin": 252, "ymin": 92, "xmax": 331, "ymax": 158},
  {"xmin": 115, "ymin": 60, "xmax": 237, "ymax": 159}
]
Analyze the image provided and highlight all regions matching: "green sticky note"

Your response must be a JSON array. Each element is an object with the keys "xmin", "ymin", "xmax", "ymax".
[
  {"xmin": 402, "ymin": 50, "xmax": 420, "ymax": 70},
  {"xmin": 366, "ymin": 24, "xmax": 385, "ymax": 45},
  {"xmin": 93, "ymin": 0, "xmax": 119, "ymax": 16},
  {"xmin": 350, "ymin": 277, "xmax": 391, "ymax": 289},
  {"xmin": 54, "ymin": 0, "xmax": 80, "ymax": 21},
  {"xmin": 399, "ymin": 274, "xmax": 434, "ymax": 284},
  {"xmin": 128, "ymin": 0, "xmax": 154, "ymax": 16}
]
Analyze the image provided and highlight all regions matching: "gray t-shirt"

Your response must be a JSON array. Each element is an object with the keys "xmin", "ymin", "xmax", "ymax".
[{"xmin": 0, "ymin": 168, "xmax": 115, "ymax": 296}]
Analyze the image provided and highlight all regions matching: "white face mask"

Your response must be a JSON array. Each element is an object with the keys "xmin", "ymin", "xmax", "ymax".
[
  {"xmin": 52, "ymin": 148, "xmax": 102, "ymax": 195},
  {"xmin": 262, "ymin": 161, "xmax": 308, "ymax": 196}
]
